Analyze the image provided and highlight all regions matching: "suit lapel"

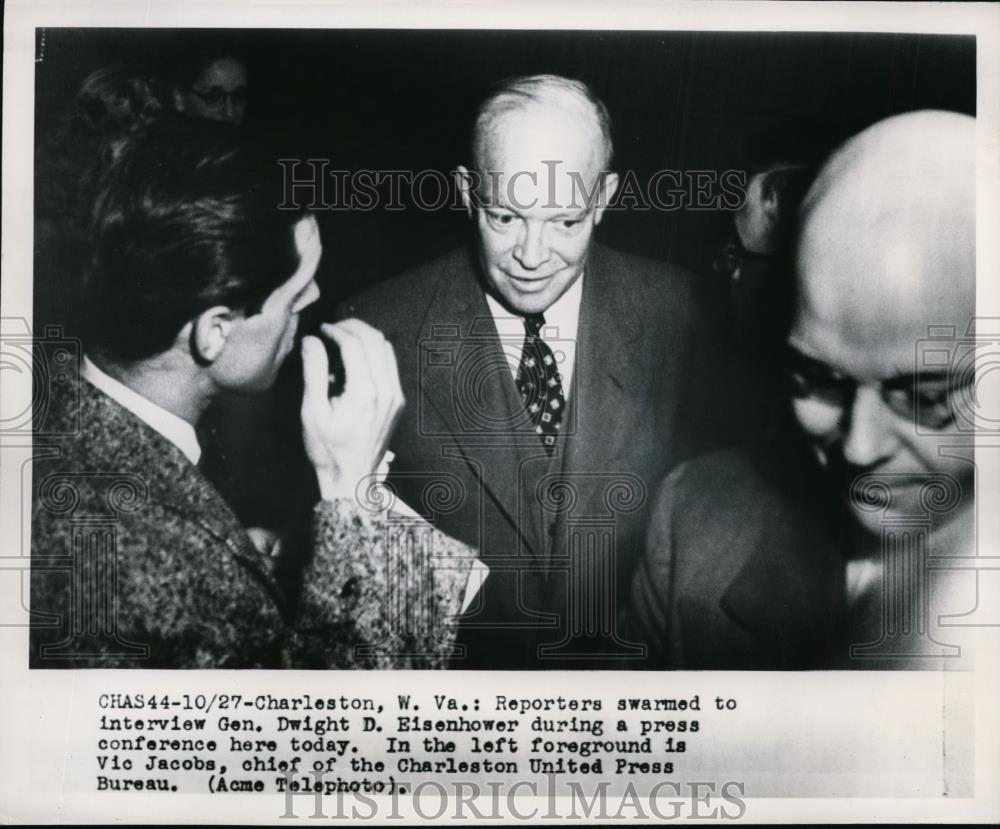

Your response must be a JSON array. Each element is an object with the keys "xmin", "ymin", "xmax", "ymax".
[
  {"xmin": 560, "ymin": 247, "xmax": 644, "ymax": 518},
  {"xmin": 718, "ymin": 452, "xmax": 848, "ymax": 662},
  {"xmin": 78, "ymin": 382, "xmax": 262, "ymax": 566},
  {"xmin": 414, "ymin": 248, "xmax": 547, "ymax": 558}
]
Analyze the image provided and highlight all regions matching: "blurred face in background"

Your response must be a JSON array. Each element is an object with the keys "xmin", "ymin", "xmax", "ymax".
[{"xmin": 174, "ymin": 57, "xmax": 248, "ymax": 125}]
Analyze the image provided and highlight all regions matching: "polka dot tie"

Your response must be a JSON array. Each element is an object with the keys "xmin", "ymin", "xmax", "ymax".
[{"xmin": 515, "ymin": 313, "xmax": 565, "ymax": 455}]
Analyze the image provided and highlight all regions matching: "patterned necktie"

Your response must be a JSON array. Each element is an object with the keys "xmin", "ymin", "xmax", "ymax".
[{"xmin": 515, "ymin": 313, "xmax": 565, "ymax": 454}]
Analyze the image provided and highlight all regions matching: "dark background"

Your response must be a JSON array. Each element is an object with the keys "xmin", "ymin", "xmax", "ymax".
[
  {"xmin": 34, "ymin": 28, "xmax": 977, "ymax": 526},
  {"xmin": 36, "ymin": 27, "xmax": 976, "ymax": 303}
]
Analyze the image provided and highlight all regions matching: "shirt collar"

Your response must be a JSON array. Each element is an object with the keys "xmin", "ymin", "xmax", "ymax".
[
  {"xmin": 81, "ymin": 355, "xmax": 202, "ymax": 465},
  {"xmin": 484, "ymin": 271, "xmax": 584, "ymax": 340}
]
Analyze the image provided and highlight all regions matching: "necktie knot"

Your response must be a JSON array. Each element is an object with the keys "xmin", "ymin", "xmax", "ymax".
[{"xmin": 523, "ymin": 314, "xmax": 546, "ymax": 338}]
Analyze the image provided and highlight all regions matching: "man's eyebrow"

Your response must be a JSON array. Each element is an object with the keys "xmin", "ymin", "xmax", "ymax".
[
  {"xmin": 482, "ymin": 200, "xmax": 523, "ymax": 216},
  {"xmin": 787, "ymin": 347, "xmax": 955, "ymax": 387},
  {"xmin": 883, "ymin": 369, "xmax": 953, "ymax": 388},
  {"xmin": 786, "ymin": 346, "xmax": 837, "ymax": 373},
  {"xmin": 478, "ymin": 200, "xmax": 589, "ymax": 219},
  {"xmin": 547, "ymin": 208, "xmax": 590, "ymax": 220}
]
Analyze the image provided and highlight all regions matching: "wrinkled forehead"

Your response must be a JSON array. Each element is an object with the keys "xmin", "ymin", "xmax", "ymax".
[{"xmin": 476, "ymin": 108, "xmax": 607, "ymax": 210}]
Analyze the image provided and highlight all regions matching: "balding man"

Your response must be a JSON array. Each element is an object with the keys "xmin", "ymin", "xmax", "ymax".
[
  {"xmin": 343, "ymin": 75, "xmax": 726, "ymax": 668},
  {"xmin": 630, "ymin": 110, "xmax": 977, "ymax": 670}
]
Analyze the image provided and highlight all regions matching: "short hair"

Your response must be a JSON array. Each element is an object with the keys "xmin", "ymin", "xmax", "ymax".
[
  {"xmin": 37, "ymin": 64, "xmax": 165, "ymax": 226},
  {"xmin": 471, "ymin": 74, "xmax": 614, "ymax": 170},
  {"xmin": 72, "ymin": 64, "xmax": 165, "ymax": 143},
  {"xmin": 170, "ymin": 37, "xmax": 248, "ymax": 92},
  {"xmin": 84, "ymin": 119, "xmax": 304, "ymax": 361}
]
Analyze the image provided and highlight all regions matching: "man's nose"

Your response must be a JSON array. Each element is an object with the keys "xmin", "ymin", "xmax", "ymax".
[
  {"xmin": 513, "ymin": 221, "xmax": 551, "ymax": 270},
  {"xmin": 303, "ymin": 279, "xmax": 321, "ymax": 309},
  {"xmin": 841, "ymin": 386, "xmax": 899, "ymax": 468}
]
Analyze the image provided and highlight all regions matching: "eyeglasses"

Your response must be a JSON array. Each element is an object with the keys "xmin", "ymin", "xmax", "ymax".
[
  {"xmin": 784, "ymin": 347, "xmax": 974, "ymax": 431},
  {"xmin": 190, "ymin": 86, "xmax": 247, "ymax": 110}
]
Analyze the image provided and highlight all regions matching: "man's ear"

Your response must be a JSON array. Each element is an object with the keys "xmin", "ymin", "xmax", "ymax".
[
  {"xmin": 455, "ymin": 165, "xmax": 477, "ymax": 218},
  {"xmin": 759, "ymin": 169, "xmax": 785, "ymax": 222},
  {"xmin": 593, "ymin": 171, "xmax": 619, "ymax": 225},
  {"xmin": 190, "ymin": 306, "xmax": 236, "ymax": 364}
]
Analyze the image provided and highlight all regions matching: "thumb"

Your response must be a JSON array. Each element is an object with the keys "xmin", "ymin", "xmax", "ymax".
[{"xmin": 300, "ymin": 335, "xmax": 330, "ymax": 410}]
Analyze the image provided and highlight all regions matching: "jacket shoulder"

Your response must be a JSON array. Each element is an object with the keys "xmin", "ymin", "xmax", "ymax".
[
  {"xmin": 591, "ymin": 245, "xmax": 719, "ymax": 332},
  {"xmin": 653, "ymin": 444, "xmax": 814, "ymax": 530},
  {"xmin": 647, "ymin": 442, "xmax": 829, "ymax": 585},
  {"xmin": 593, "ymin": 244, "xmax": 703, "ymax": 291},
  {"xmin": 631, "ymin": 447, "xmax": 782, "ymax": 658},
  {"xmin": 339, "ymin": 247, "xmax": 474, "ymax": 327}
]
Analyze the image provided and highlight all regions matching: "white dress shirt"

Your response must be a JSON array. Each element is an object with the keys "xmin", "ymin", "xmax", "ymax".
[
  {"xmin": 81, "ymin": 356, "xmax": 202, "ymax": 465},
  {"xmin": 485, "ymin": 273, "xmax": 583, "ymax": 398}
]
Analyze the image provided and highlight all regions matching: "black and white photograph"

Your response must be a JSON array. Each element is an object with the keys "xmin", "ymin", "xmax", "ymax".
[{"xmin": 2, "ymin": 0, "xmax": 999, "ymax": 823}]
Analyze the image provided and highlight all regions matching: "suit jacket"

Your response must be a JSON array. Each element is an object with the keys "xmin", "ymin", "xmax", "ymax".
[
  {"xmin": 30, "ymin": 375, "xmax": 474, "ymax": 669},
  {"xmin": 629, "ymin": 436, "xmax": 978, "ymax": 670},
  {"xmin": 628, "ymin": 441, "xmax": 852, "ymax": 670},
  {"xmin": 341, "ymin": 243, "xmax": 729, "ymax": 668}
]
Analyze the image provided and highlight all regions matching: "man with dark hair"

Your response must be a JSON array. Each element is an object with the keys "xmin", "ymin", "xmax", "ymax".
[
  {"xmin": 342, "ymin": 74, "xmax": 726, "ymax": 669},
  {"xmin": 82, "ymin": 126, "xmax": 300, "ymax": 365},
  {"xmin": 31, "ymin": 120, "xmax": 474, "ymax": 669},
  {"xmin": 34, "ymin": 63, "xmax": 166, "ymax": 340}
]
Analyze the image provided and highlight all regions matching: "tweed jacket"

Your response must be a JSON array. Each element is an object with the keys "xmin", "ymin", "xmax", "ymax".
[
  {"xmin": 30, "ymin": 375, "xmax": 475, "ymax": 669},
  {"xmin": 340, "ymin": 243, "xmax": 729, "ymax": 668}
]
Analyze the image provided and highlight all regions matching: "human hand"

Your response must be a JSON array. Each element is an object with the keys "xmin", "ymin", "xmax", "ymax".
[{"xmin": 300, "ymin": 319, "xmax": 404, "ymax": 502}]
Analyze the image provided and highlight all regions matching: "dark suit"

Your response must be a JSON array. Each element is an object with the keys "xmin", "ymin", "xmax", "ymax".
[
  {"xmin": 30, "ymin": 374, "xmax": 473, "ymax": 669},
  {"xmin": 629, "ymin": 439, "xmax": 975, "ymax": 669},
  {"xmin": 342, "ymin": 243, "xmax": 727, "ymax": 668}
]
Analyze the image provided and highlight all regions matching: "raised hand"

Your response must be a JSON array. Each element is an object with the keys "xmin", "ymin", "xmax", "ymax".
[{"xmin": 300, "ymin": 319, "xmax": 404, "ymax": 502}]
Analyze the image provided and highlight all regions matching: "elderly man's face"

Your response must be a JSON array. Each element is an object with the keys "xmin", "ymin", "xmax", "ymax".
[
  {"xmin": 459, "ymin": 107, "xmax": 617, "ymax": 316},
  {"xmin": 788, "ymin": 212, "xmax": 974, "ymax": 535}
]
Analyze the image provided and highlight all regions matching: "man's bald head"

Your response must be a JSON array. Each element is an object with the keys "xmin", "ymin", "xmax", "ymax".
[
  {"xmin": 787, "ymin": 110, "xmax": 976, "ymax": 534},
  {"xmin": 794, "ymin": 110, "xmax": 975, "ymax": 362}
]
